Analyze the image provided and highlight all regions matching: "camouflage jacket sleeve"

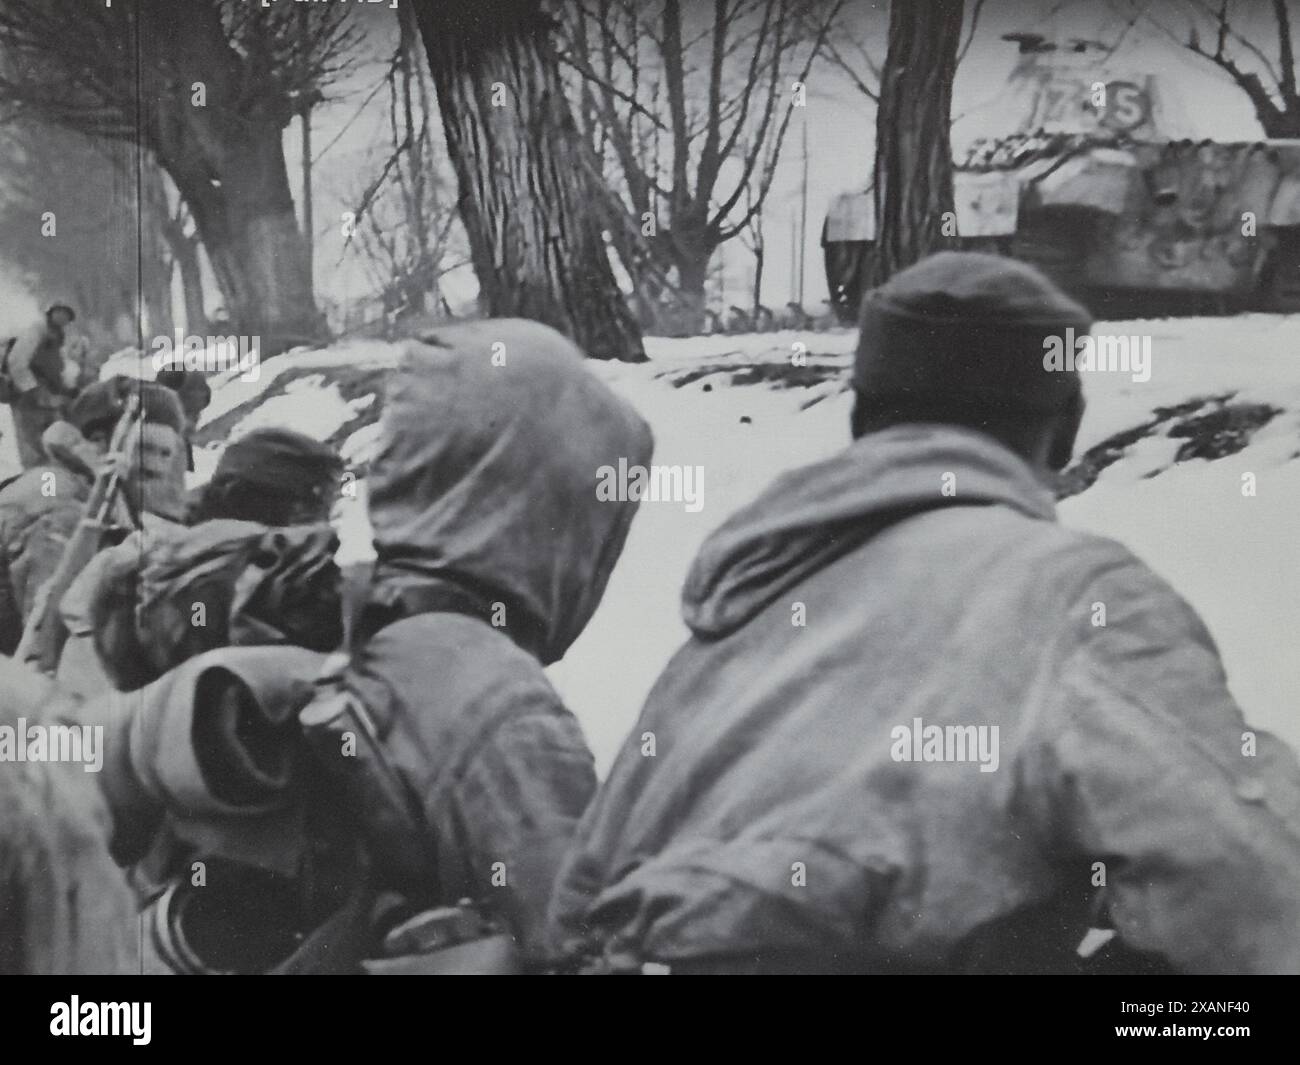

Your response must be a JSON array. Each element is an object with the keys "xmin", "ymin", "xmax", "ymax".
[
  {"xmin": 0, "ymin": 543, "xmax": 22, "ymax": 654},
  {"xmin": 5, "ymin": 324, "xmax": 46, "ymax": 393},
  {"xmin": 11, "ymin": 502, "xmax": 82, "ymax": 620},
  {"xmin": 1025, "ymin": 557, "xmax": 1300, "ymax": 973},
  {"xmin": 446, "ymin": 706, "xmax": 597, "ymax": 963}
]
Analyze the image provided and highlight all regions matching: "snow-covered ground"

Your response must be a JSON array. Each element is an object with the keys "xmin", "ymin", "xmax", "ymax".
[{"xmin": 3, "ymin": 318, "xmax": 1297, "ymax": 772}]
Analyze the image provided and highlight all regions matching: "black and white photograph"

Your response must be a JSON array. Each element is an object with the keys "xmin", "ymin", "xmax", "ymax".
[{"xmin": 0, "ymin": 0, "xmax": 1295, "ymax": 1040}]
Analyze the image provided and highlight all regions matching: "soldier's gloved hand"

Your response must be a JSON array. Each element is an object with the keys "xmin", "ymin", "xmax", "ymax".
[{"xmin": 97, "ymin": 451, "xmax": 132, "ymax": 482}]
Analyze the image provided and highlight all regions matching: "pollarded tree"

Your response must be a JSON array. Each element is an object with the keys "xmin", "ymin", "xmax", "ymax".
[{"xmin": 0, "ymin": 0, "xmax": 364, "ymax": 351}]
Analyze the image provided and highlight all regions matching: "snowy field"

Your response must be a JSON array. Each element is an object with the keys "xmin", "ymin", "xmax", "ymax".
[{"xmin": 3, "ymin": 317, "xmax": 1297, "ymax": 773}]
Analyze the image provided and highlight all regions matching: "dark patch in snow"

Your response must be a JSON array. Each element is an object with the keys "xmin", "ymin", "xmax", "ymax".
[
  {"xmin": 799, "ymin": 384, "xmax": 850, "ymax": 411},
  {"xmin": 661, "ymin": 360, "xmax": 846, "ymax": 390},
  {"xmin": 729, "ymin": 364, "xmax": 845, "ymax": 389},
  {"xmin": 1056, "ymin": 392, "xmax": 1283, "ymax": 498},
  {"xmin": 1166, "ymin": 402, "xmax": 1281, "ymax": 462}
]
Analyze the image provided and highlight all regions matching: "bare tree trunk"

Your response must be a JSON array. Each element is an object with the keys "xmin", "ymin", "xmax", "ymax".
[
  {"xmin": 411, "ymin": 0, "xmax": 645, "ymax": 361},
  {"xmin": 138, "ymin": 4, "xmax": 321, "ymax": 354},
  {"xmin": 140, "ymin": 157, "xmax": 175, "ymax": 339},
  {"xmin": 161, "ymin": 131, "xmax": 318, "ymax": 352},
  {"xmin": 165, "ymin": 230, "xmax": 207, "ymax": 336},
  {"xmin": 868, "ymin": 0, "xmax": 963, "ymax": 286},
  {"xmin": 675, "ymin": 251, "xmax": 713, "ymax": 336},
  {"xmin": 161, "ymin": 191, "xmax": 209, "ymax": 336},
  {"xmin": 745, "ymin": 197, "xmax": 766, "ymax": 319},
  {"xmin": 398, "ymin": 3, "xmax": 433, "ymax": 318}
]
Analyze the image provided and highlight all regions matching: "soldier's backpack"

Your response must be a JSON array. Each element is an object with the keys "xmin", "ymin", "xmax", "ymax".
[
  {"xmin": 291, "ymin": 650, "xmax": 524, "ymax": 974},
  {"xmin": 89, "ymin": 519, "xmax": 344, "ymax": 692}
]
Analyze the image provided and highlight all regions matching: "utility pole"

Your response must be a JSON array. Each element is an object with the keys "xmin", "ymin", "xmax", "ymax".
[
  {"xmin": 798, "ymin": 112, "xmax": 808, "ymax": 308},
  {"xmin": 715, "ymin": 241, "xmax": 725, "ymax": 321},
  {"xmin": 299, "ymin": 5, "xmax": 314, "ymax": 297},
  {"xmin": 790, "ymin": 210, "xmax": 798, "ymax": 306}
]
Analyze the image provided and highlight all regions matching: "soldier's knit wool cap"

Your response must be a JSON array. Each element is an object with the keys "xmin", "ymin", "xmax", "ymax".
[
  {"xmin": 853, "ymin": 251, "xmax": 1093, "ymax": 412},
  {"xmin": 69, "ymin": 377, "xmax": 186, "ymax": 437},
  {"xmin": 214, "ymin": 427, "xmax": 343, "ymax": 492},
  {"xmin": 155, "ymin": 368, "xmax": 213, "ymax": 418}
]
